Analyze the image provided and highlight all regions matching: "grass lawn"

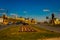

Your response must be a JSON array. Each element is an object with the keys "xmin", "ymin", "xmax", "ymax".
[{"xmin": 0, "ymin": 25, "xmax": 60, "ymax": 40}]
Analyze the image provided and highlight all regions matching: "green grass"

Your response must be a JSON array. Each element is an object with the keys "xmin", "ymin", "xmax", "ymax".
[{"xmin": 0, "ymin": 25, "xmax": 60, "ymax": 40}]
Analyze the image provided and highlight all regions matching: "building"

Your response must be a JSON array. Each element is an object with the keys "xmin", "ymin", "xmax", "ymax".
[
  {"xmin": 54, "ymin": 18, "xmax": 60, "ymax": 24},
  {"xmin": 0, "ymin": 17, "xmax": 3, "ymax": 23}
]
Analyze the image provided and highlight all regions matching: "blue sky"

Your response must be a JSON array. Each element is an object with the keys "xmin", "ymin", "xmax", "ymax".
[{"xmin": 0, "ymin": 0, "xmax": 60, "ymax": 22}]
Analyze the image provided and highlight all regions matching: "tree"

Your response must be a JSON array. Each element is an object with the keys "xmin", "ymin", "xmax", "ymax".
[
  {"xmin": 46, "ymin": 16, "xmax": 49, "ymax": 19},
  {"xmin": 31, "ymin": 18, "xmax": 35, "ymax": 23},
  {"xmin": 51, "ymin": 13, "xmax": 55, "ymax": 24},
  {"xmin": 52, "ymin": 13, "xmax": 54, "ymax": 20}
]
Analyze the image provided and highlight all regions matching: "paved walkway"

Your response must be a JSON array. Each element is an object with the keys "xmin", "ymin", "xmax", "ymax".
[
  {"xmin": 35, "ymin": 24, "xmax": 60, "ymax": 33},
  {"xmin": 38, "ymin": 37, "xmax": 60, "ymax": 40}
]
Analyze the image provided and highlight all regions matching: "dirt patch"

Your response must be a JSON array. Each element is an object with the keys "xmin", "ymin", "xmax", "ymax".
[{"xmin": 38, "ymin": 37, "xmax": 60, "ymax": 40}]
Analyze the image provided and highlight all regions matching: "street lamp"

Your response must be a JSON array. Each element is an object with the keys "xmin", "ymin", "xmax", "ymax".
[{"xmin": 43, "ymin": 9, "xmax": 50, "ymax": 23}]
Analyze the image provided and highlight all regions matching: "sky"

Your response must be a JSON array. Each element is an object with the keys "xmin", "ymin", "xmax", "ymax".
[{"xmin": 0, "ymin": 0, "xmax": 60, "ymax": 22}]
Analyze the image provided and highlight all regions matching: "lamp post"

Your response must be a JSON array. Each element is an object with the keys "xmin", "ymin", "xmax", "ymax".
[
  {"xmin": 43, "ymin": 9, "xmax": 50, "ymax": 23},
  {"xmin": 0, "ymin": 8, "xmax": 8, "ymax": 24}
]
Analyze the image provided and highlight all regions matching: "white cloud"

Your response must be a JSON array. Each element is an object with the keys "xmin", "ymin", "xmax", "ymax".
[
  {"xmin": 10, "ymin": 14, "xmax": 15, "ymax": 15},
  {"xmin": 0, "ymin": 8, "xmax": 5, "ymax": 10},
  {"xmin": 23, "ymin": 11, "xmax": 27, "ymax": 13},
  {"xmin": 10, "ymin": 13, "xmax": 17, "ymax": 15},
  {"xmin": 10, "ymin": 13, "xmax": 20, "ymax": 17},
  {"xmin": 43, "ymin": 9, "xmax": 50, "ymax": 12},
  {"xmin": 59, "ymin": 10, "xmax": 60, "ymax": 11},
  {"xmin": 10, "ymin": 13, "xmax": 18, "ymax": 17},
  {"xmin": 3, "ymin": 13, "xmax": 6, "ymax": 14},
  {"xmin": 10, "ymin": 13, "xmax": 19, "ymax": 18}
]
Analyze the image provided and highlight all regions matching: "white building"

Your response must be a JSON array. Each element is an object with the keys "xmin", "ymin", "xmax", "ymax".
[
  {"xmin": 54, "ymin": 18, "xmax": 60, "ymax": 24},
  {"xmin": 0, "ymin": 18, "xmax": 3, "ymax": 23}
]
